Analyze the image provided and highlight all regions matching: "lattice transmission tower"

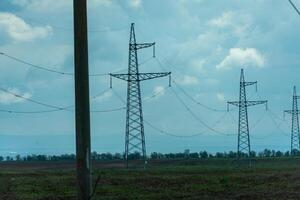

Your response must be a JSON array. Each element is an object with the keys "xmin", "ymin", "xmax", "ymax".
[
  {"xmin": 110, "ymin": 23, "xmax": 171, "ymax": 167},
  {"xmin": 284, "ymin": 86, "xmax": 300, "ymax": 153},
  {"xmin": 227, "ymin": 69, "xmax": 267, "ymax": 157}
]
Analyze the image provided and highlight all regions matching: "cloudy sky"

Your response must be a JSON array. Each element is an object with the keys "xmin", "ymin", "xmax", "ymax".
[{"xmin": 0, "ymin": 0, "xmax": 300, "ymax": 156}]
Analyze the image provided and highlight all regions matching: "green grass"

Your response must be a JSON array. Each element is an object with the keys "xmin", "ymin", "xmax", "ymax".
[{"xmin": 1, "ymin": 157, "xmax": 300, "ymax": 199}]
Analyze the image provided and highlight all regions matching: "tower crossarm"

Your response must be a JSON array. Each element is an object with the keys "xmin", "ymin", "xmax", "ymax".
[
  {"xmin": 227, "ymin": 100, "xmax": 268, "ymax": 110},
  {"xmin": 134, "ymin": 43, "xmax": 155, "ymax": 50},
  {"xmin": 243, "ymin": 81, "xmax": 257, "ymax": 87},
  {"xmin": 227, "ymin": 101, "xmax": 240, "ymax": 107},
  {"xmin": 109, "ymin": 73, "xmax": 130, "ymax": 82},
  {"xmin": 110, "ymin": 72, "xmax": 171, "ymax": 83},
  {"xmin": 138, "ymin": 72, "xmax": 171, "ymax": 81},
  {"xmin": 246, "ymin": 100, "xmax": 267, "ymax": 107},
  {"xmin": 284, "ymin": 110, "xmax": 300, "ymax": 115}
]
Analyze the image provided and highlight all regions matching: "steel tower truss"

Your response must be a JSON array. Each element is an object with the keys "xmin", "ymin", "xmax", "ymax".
[
  {"xmin": 228, "ymin": 69, "xmax": 267, "ymax": 157},
  {"xmin": 110, "ymin": 23, "xmax": 171, "ymax": 167},
  {"xmin": 284, "ymin": 86, "xmax": 300, "ymax": 153}
]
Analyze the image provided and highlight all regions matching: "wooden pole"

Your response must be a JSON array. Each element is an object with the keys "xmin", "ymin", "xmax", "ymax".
[{"xmin": 73, "ymin": 0, "xmax": 91, "ymax": 199}]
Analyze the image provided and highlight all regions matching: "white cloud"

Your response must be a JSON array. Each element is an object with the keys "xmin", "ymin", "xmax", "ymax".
[
  {"xmin": 190, "ymin": 58, "xmax": 206, "ymax": 73},
  {"xmin": 0, "ymin": 12, "xmax": 52, "ymax": 42},
  {"xmin": 208, "ymin": 11, "xmax": 252, "ymax": 38},
  {"xmin": 216, "ymin": 93, "xmax": 225, "ymax": 102},
  {"xmin": 11, "ymin": 0, "xmax": 71, "ymax": 12},
  {"xmin": 94, "ymin": 90, "xmax": 112, "ymax": 102},
  {"xmin": 178, "ymin": 75, "xmax": 199, "ymax": 86},
  {"xmin": 144, "ymin": 86, "xmax": 165, "ymax": 101},
  {"xmin": 11, "ymin": 0, "xmax": 28, "ymax": 7},
  {"xmin": 129, "ymin": 0, "xmax": 142, "ymax": 9},
  {"xmin": 204, "ymin": 78, "xmax": 219, "ymax": 86},
  {"xmin": 216, "ymin": 48, "xmax": 265, "ymax": 70},
  {"xmin": 208, "ymin": 11, "xmax": 233, "ymax": 28},
  {"xmin": 0, "ymin": 88, "xmax": 32, "ymax": 105},
  {"xmin": 153, "ymin": 86, "xmax": 165, "ymax": 96}
]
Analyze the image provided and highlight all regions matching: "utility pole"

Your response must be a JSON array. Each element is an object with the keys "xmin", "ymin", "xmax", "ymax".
[
  {"xmin": 73, "ymin": 0, "xmax": 91, "ymax": 199},
  {"xmin": 110, "ymin": 23, "xmax": 171, "ymax": 168},
  {"xmin": 284, "ymin": 86, "xmax": 300, "ymax": 154},
  {"xmin": 228, "ymin": 69, "xmax": 267, "ymax": 157}
]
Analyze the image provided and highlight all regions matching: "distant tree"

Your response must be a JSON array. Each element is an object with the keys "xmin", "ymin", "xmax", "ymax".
[
  {"xmin": 151, "ymin": 152, "xmax": 165, "ymax": 160},
  {"xmin": 291, "ymin": 149, "xmax": 300, "ymax": 156},
  {"xmin": 189, "ymin": 152, "xmax": 199, "ymax": 159},
  {"xmin": 0, "ymin": 156, "xmax": 3, "ymax": 161},
  {"xmin": 6, "ymin": 156, "xmax": 13, "ymax": 161},
  {"xmin": 37, "ymin": 154, "xmax": 47, "ymax": 161},
  {"xmin": 271, "ymin": 150, "xmax": 276, "ymax": 157},
  {"xmin": 228, "ymin": 151, "xmax": 237, "ymax": 158},
  {"xmin": 128, "ymin": 152, "xmax": 141, "ymax": 160},
  {"xmin": 113, "ymin": 153, "xmax": 123, "ymax": 160},
  {"xmin": 15, "ymin": 155, "xmax": 21, "ymax": 161},
  {"xmin": 275, "ymin": 151, "xmax": 283, "ymax": 157},
  {"xmin": 250, "ymin": 151, "xmax": 256, "ymax": 158},
  {"xmin": 199, "ymin": 151, "xmax": 208, "ymax": 159},
  {"xmin": 258, "ymin": 151, "xmax": 264, "ymax": 158},
  {"xmin": 215, "ymin": 152, "xmax": 224, "ymax": 158},
  {"xmin": 238, "ymin": 152, "xmax": 248, "ymax": 158},
  {"xmin": 175, "ymin": 153, "xmax": 185, "ymax": 159},
  {"xmin": 284, "ymin": 151, "xmax": 290, "ymax": 157},
  {"xmin": 91, "ymin": 151, "xmax": 99, "ymax": 160},
  {"xmin": 263, "ymin": 149, "xmax": 272, "ymax": 157}
]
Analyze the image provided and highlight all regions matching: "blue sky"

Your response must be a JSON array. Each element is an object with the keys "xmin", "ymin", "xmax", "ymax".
[{"xmin": 0, "ymin": 0, "xmax": 300, "ymax": 156}]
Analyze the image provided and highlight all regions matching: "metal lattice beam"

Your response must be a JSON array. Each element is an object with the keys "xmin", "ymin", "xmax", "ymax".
[
  {"xmin": 110, "ymin": 23, "xmax": 171, "ymax": 168},
  {"xmin": 227, "ymin": 69, "xmax": 267, "ymax": 157},
  {"xmin": 284, "ymin": 86, "xmax": 300, "ymax": 153}
]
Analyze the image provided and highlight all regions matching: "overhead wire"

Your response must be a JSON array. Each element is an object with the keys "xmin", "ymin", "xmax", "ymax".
[
  {"xmin": 0, "ymin": 87, "xmax": 65, "ymax": 110},
  {"xmin": 0, "ymin": 52, "xmax": 108, "ymax": 77},
  {"xmin": 111, "ymin": 84, "xmax": 234, "ymax": 138},
  {"xmin": 289, "ymin": 0, "xmax": 300, "ymax": 16},
  {"xmin": 172, "ymin": 80, "xmax": 231, "ymax": 112},
  {"xmin": 153, "ymin": 56, "xmax": 234, "ymax": 112},
  {"xmin": 266, "ymin": 110, "xmax": 290, "ymax": 137},
  {"xmin": 170, "ymin": 86, "xmax": 236, "ymax": 136},
  {"xmin": 154, "ymin": 55, "xmax": 288, "ymax": 140},
  {"xmin": 0, "ymin": 88, "xmax": 126, "ymax": 114},
  {"xmin": 144, "ymin": 119, "xmax": 205, "ymax": 138}
]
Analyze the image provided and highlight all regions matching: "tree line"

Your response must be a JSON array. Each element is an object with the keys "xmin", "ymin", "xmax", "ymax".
[{"xmin": 1, "ymin": 149, "xmax": 300, "ymax": 161}]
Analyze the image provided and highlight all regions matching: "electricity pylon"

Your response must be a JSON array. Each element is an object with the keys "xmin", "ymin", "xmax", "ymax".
[
  {"xmin": 284, "ymin": 86, "xmax": 300, "ymax": 154},
  {"xmin": 110, "ymin": 23, "xmax": 171, "ymax": 168},
  {"xmin": 227, "ymin": 69, "xmax": 267, "ymax": 157}
]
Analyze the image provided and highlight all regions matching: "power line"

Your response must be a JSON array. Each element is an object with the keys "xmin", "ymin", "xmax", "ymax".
[
  {"xmin": 0, "ymin": 88, "xmax": 125, "ymax": 114},
  {"xmin": 90, "ymin": 107, "xmax": 126, "ymax": 113},
  {"xmin": 172, "ymin": 80, "xmax": 230, "ymax": 112},
  {"xmin": 0, "ymin": 52, "xmax": 74, "ymax": 76},
  {"xmin": 0, "ymin": 52, "xmax": 108, "ymax": 77},
  {"xmin": 0, "ymin": 108, "xmax": 64, "ymax": 114},
  {"xmin": 144, "ymin": 119, "xmax": 205, "ymax": 138},
  {"xmin": 153, "ymin": 56, "xmax": 233, "ymax": 112},
  {"xmin": 145, "ymin": 111, "xmax": 235, "ymax": 138},
  {"xmin": 112, "ymin": 85, "xmax": 235, "ymax": 138},
  {"xmin": 289, "ymin": 0, "xmax": 300, "ymax": 16},
  {"xmin": 0, "ymin": 87, "xmax": 65, "ymax": 110},
  {"xmin": 267, "ymin": 111, "xmax": 290, "ymax": 137},
  {"xmin": 170, "ymin": 86, "xmax": 235, "ymax": 136}
]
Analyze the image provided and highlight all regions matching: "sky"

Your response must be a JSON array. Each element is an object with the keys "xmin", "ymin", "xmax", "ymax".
[{"xmin": 0, "ymin": 0, "xmax": 300, "ymax": 156}]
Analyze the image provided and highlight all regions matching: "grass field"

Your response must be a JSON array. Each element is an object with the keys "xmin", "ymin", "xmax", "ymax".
[{"xmin": 1, "ymin": 158, "xmax": 300, "ymax": 199}]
